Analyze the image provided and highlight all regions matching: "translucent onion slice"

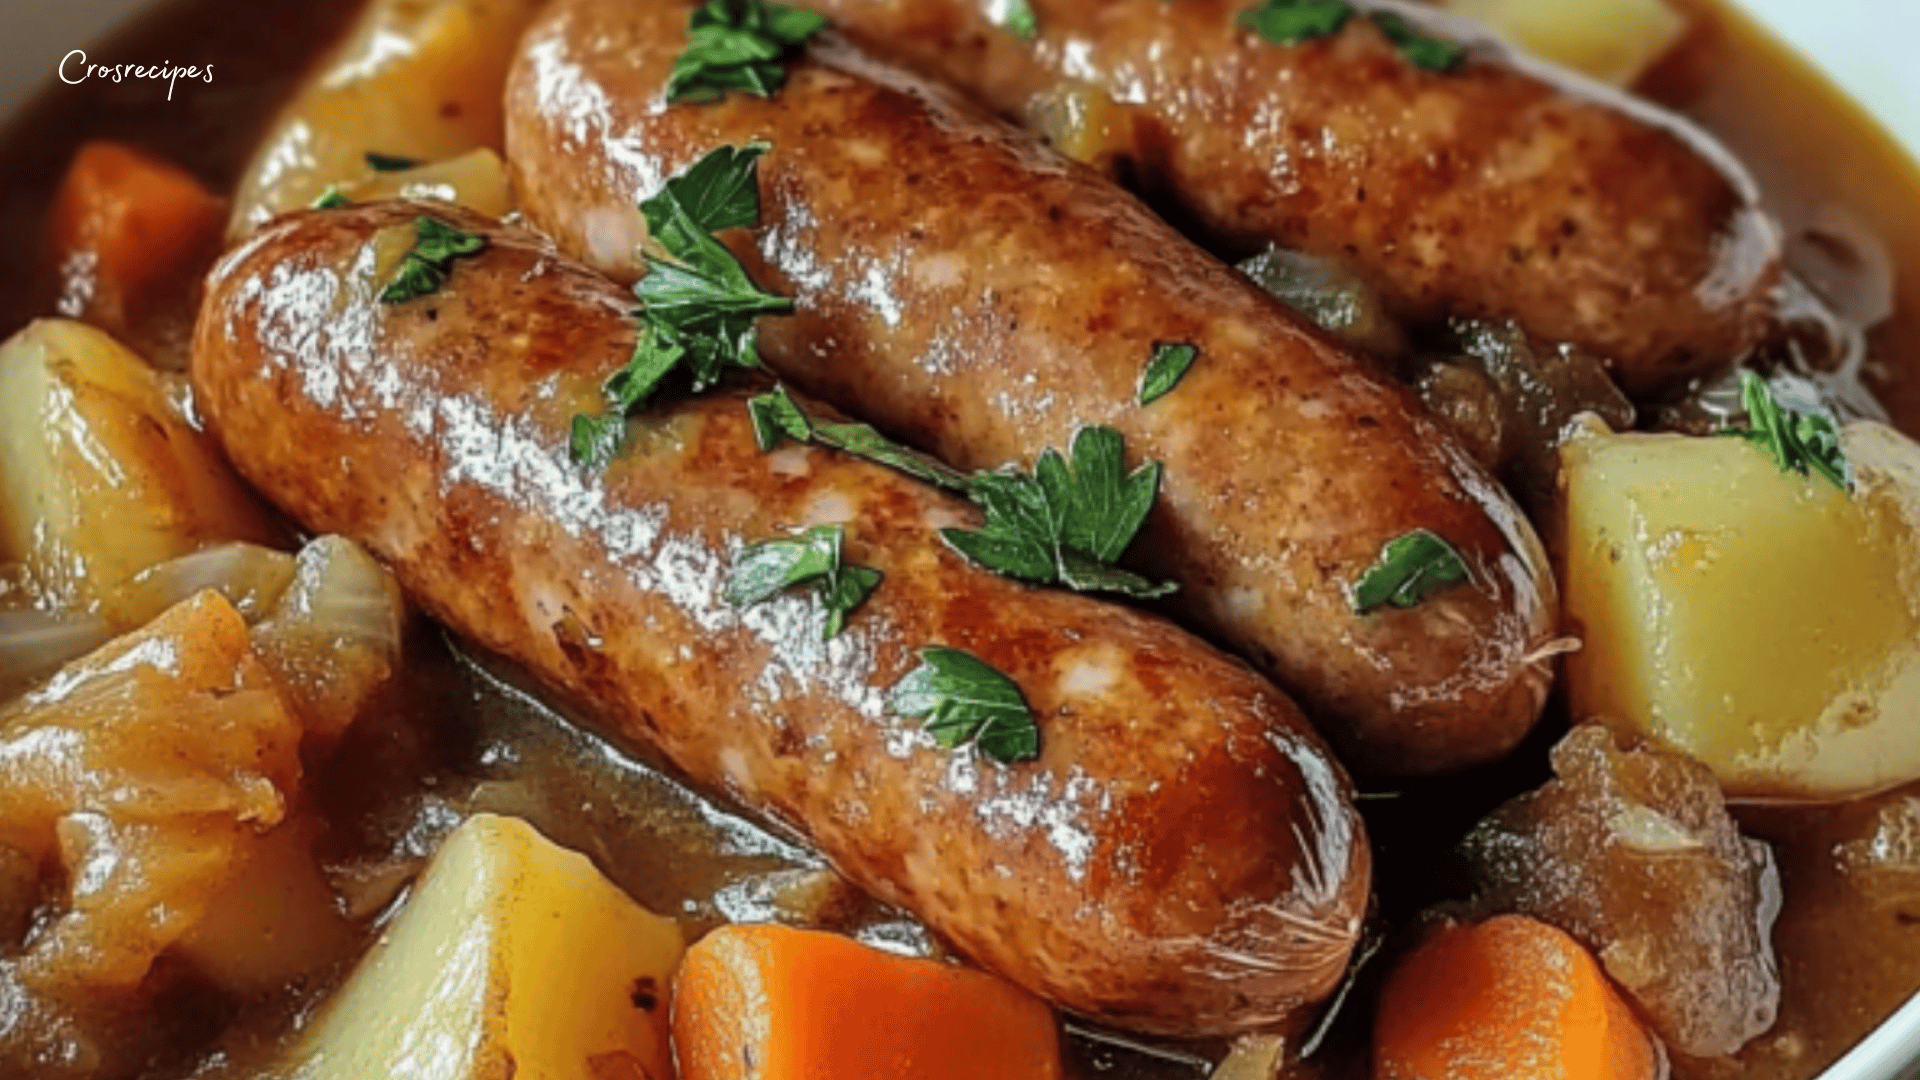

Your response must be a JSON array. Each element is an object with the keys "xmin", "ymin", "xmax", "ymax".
[
  {"xmin": 103, "ymin": 541, "xmax": 298, "ymax": 631},
  {"xmin": 251, "ymin": 535, "xmax": 406, "ymax": 740}
]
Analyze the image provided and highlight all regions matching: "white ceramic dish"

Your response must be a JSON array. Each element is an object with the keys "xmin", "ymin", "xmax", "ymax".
[{"xmin": 1, "ymin": 1, "xmax": 1917, "ymax": 1078}]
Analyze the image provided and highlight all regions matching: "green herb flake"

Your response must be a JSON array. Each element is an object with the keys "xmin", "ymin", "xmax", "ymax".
[
  {"xmin": 722, "ymin": 523, "xmax": 883, "ymax": 639},
  {"xmin": 1237, "ymin": 0, "xmax": 1353, "ymax": 45},
  {"xmin": 889, "ymin": 647, "xmax": 1039, "ymax": 763},
  {"xmin": 1369, "ymin": 10, "xmax": 1466, "ymax": 72},
  {"xmin": 570, "ymin": 414, "xmax": 628, "ymax": 470},
  {"xmin": 630, "ymin": 142, "xmax": 791, "ymax": 396},
  {"xmin": 364, "ymin": 151, "xmax": 424, "ymax": 173},
  {"xmin": 1719, "ymin": 370, "xmax": 1853, "ymax": 491},
  {"xmin": 943, "ymin": 426, "xmax": 1176, "ymax": 600},
  {"xmin": 994, "ymin": 0, "xmax": 1038, "ymax": 40},
  {"xmin": 1138, "ymin": 341, "xmax": 1199, "ymax": 406},
  {"xmin": 573, "ymin": 143, "xmax": 796, "ymax": 465},
  {"xmin": 378, "ymin": 216, "xmax": 488, "ymax": 305},
  {"xmin": 743, "ymin": 391, "xmax": 1172, "ymax": 599},
  {"xmin": 747, "ymin": 383, "xmax": 814, "ymax": 450},
  {"xmin": 667, "ymin": 0, "xmax": 830, "ymax": 105},
  {"xmin": 311, "ymin": 186, "xmax": 351, "ymax": 210},
  {"xmin": 746, "ymin": 385, "xmax": 973, "ymax": 491},
  {"xmin": 1350, "ymin": 528, "xmax": 1470, "ymax": 615}
]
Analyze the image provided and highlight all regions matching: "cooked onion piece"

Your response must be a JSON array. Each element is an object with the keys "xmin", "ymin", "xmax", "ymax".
[
  {"xmin": 251, "ymin": 536, "xmax": 406, "ymax": 741},
  {"xmin": 0, "ymin": 319, "xmax": 280, "ymax": 614},
  {"xmin": 0, "ymin": 609, "xmax": 113, "ymax": 704},
  {"xmin": 228, "ymin": 0, "xmax": 544, "ymax": 235},
  {"xmin": 1562, "ymin": 417, "xmax": 1920, "ymax": 800},
  {"xmin": 0, "ymin": 591, "xmax": 303, "ymax": 997},
  {"xmin": 1461, "ymin": 724, "xmax": 1781, "ymax": 1058},
  {"xmin": 103, "ymin": 541, "xmax": 297, "ymax": 632}
]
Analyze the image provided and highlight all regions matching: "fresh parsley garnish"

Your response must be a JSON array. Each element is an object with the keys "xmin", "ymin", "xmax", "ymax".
[
  {"xmin": 570, "ymin": 414, "xmax": 629, "ymax": 470},
  {"xmin": 723, "ymin": 523, "xmax": 883, "ymax": 639},
  {"xmin": 1238, "ymin": 0, "xmax": 1353, "ymax": 44},
  {"xmin": 667, "ymin": 0, "xmax": 830, "ymax": 104},
  {"xmin": 572, "ymin": 143, "xmax": 794, "ymax": 466},
  {"xmin": 747, "ymin": 385, "xmax": 973, "ymax": 491},
  {"xmin": 748, "ymin": 388, "xmax": 1175, "ymax": 599},
  {"xmin": 992, "ymin": 0, "xmax": 1038, "ymax": 40},
  {"xmin": 943, "ymin": 427, "xmax": 1176, "ymax": 599},
  {"xmin": 364, "ymin": 151, "xmax": 423, "ymax": 173},
  {"xmin": 1351, "ymin": 528, "xmax": 1470, "ymax": 614},
  {"xmin": 1369, "ymin": 10, "xmax": 1465, "ymax": 72},
  {"xmin": 311, "ymin": 185, "xmax": 351, "ymax": 210},
  {"xmin": 1237, "ymin": 1, "xmax": 1465, "ymax": 72},
  {"xmin": 1138, "ymin": 342, "xmax": 1199, "ymax": 406},
  {"xmin": 1720, "ymin": 370, "xmax": 1852, "ymax": 491},
  {"xmin": 378, "ymin": 216, "xmax": 487, "ymax": 304},
  {"xmin": 628, "ymin": 142, "xmax": 792, "ymax": 398},
  {"xmin": 889, "ymin": 647, "xmax": 1039, "ymax": 763}
]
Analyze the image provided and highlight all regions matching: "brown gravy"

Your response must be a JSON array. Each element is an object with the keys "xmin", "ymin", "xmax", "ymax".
[{"xmin": 3, "ymin": 1, "xmax": 1920, "ymax": 1078}]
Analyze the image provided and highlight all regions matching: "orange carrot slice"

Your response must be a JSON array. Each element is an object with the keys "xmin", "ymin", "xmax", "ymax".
[
  {"xmin": 672, "ymin": 924, "xmax": 1064, "ymax": 1080},
  {"xmin": 47, "ymin": 141, "xmax": 227, "ymax": 362},
  {"xmin": 1374, "ymin": 914, "xmax": 1659, "ymax": 1080}
]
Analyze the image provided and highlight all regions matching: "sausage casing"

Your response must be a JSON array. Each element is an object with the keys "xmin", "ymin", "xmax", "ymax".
[
  {"xmin": 506, "ymin": 0, "xmax": 1559, "ymax": 775},
  {"xmin": 190, "ymin": 204, "xmax": 1370, "ymax": 1038},
  {"xmin": 784, "ymin": 0, "xmax": 1781, "ymax": 391}
]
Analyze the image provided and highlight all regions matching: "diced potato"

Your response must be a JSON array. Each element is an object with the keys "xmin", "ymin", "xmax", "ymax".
[
  {"xmin": 229, "ymin": 0, "xmax": 544, "ymax": 235},
  {"xmin": 1562, "ymin": 419, "xmax": 1920, "ymax": 800},
  {"xmin": 283, "ymin": 814, "xmax": 683, "ymax": 1080},
  {"xmin": 1446, "ymin": 0, "xmax": 1686, "ymax": 87},
  {"xmin": 0, "ymin": 320, "xmax": 281, "ymax": 614},
  {"xmin": 338, "ymin": 148, "xmax": 515, "ymax": 218},
  {"xmin": 0, "ymin": 591, "xmax": 304, "ymax": 995},
  {"xmin": 1211, "ymin": 1035, "xmax": 1286, "ymax": 1080},
  {"xmin": 176, "ymin": 815, "xmax": 358, "ymax": 995}
]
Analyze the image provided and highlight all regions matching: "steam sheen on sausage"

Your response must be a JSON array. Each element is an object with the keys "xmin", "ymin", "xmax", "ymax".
[
  {"xmin": 506, "ymin": 0, "xmax": 1559, "ymax": 776},
  {"xmin": 785, "ymin": 0, "xmax": 1781, "ymax": 392},
  {"xmin": 190, "ymin": 204, "xmax": 1370, "ymax": 1038}
]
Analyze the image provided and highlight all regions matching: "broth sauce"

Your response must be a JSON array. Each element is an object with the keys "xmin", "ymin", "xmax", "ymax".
[{"xmin": 3, "ymin": 1, "xmax": 1920, "ymax": 1078}]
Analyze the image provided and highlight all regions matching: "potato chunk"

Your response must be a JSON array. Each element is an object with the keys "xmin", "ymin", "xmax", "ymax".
[
  {"xmin": 283, "ymin": 814, "xmax": 683, "ymax": 1080},
  {"xmin": 1445, "ymin": 0, "xmax": 1687, "ymax": 87},
  {"xmin": 229, "ymin": 0, "xmax": 543, "ymax": 235},
  {"xmin": 1562, "ymin": 419, "xmax": 1920, "ymax": 800},
  {"xmin": 0, "ymin": 319, "xmax": 280, "ymax": 614},
  {"xmin": 337, "ymin": 148, "xmax": 515, "ymax": 218}
]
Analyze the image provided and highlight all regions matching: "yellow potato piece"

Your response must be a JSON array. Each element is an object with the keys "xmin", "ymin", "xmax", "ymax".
[
  {"xmin": 229, "ymin": 0, "xmax": 543, "ymax": 236},
  {"xmin": 340, "ymin": 148, "xmax": 516, "ymax": 218},
  {"xmin": 1563, "ymin": 420, "xmax": 1920, "ymax": 800},
  {"xmin": 283, "ymin": 814, "xmax": 683, "ymax": 1080},
  {"xmin": 1447, "ymin": 0, "xmax": 1686, "ymax": 87},
  {"xmin": 0, "ymin": 319, "xmax": 279, "ymax": 614}
]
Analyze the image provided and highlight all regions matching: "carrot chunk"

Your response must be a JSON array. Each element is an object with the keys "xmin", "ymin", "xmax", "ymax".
[
  {"xmin": 672, "ymin": 924, "xmax": 1064, "ymax": 1080},
  {"xmin": 47, "ymin": 141, "xmax": 228, "ymax": 366},
  {"xmin": 1374, "ymin": 914, "xmax": 1659, "ymax": 1080}
]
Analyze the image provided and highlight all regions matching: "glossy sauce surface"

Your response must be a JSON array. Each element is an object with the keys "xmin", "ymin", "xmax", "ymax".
[{"xmin": 2, "ymin": 0, "xmax": 1920, "ymax": 1078}]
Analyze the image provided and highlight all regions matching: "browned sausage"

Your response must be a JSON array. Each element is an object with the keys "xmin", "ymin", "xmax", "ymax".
[
  {"xmin": 505, "ymin": 0, "xmax": 1559, "ymax": 776},
  {"xmin": 190, "ymin": 203, "xmax": 1370, "ymax": 1038},
  {"xmin": 782, "ymin": 0, "xmax": 1781, "ymax": 393}
]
